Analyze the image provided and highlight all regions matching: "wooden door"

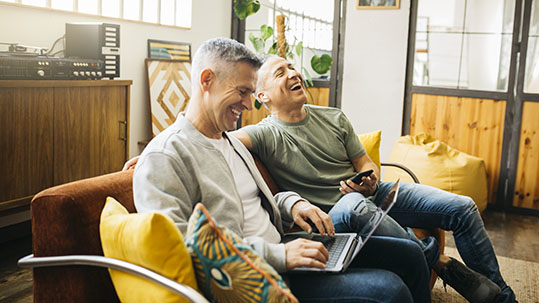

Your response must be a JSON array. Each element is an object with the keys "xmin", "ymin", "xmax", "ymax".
[
  {"xmin": 513, "ymin": 101, "xmax": 539, "ymax": 208},
  {"xmin": 53, "ymin": 85, "xmax": 127, "ymax": 185},
  {"xmin": 0, "ymin": 86, "xmax": 54, "ymax": 209},
  {"xmin": 409, "ymin": 94, "xmax": 506, "ymax": 205}
]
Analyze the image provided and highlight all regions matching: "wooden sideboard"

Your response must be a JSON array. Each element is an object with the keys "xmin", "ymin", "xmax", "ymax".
[{"xmin": 0, "ymin": 80, "xmax": 131, "ymax": 238}]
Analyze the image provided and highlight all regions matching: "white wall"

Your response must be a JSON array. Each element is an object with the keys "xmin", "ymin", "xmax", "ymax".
[
  {"xmin": 341, "ymin": 0, "xmax": 411, "ymax": 160},
  {"xmin": 0, "ymin": 1, "xmax": 231, "ymax": 158}
]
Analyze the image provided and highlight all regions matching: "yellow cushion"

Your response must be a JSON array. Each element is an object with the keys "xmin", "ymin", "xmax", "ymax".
[
  {"xmin": 100, "ymin": 197, "xmax": 199, "ymax": 303},
  {"xmin": 384, "ymin": 133, "xmax": 488, "ymax": 212},
  {"xmin": 358, "ymin": 130, "xmax": 382, "ymax": 169}
]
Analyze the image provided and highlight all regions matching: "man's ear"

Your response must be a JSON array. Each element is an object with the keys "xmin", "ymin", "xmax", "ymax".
[
  {"xmin": 256, "ymin": 92, "xmax": 270, "ymax": 103},
  {"xmin": 200, "ymin": 68, "xmax": 214, "ymax": 91}
]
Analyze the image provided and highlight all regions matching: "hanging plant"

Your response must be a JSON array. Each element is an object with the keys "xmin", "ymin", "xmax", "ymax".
[
  {"xmin": 311, "ymin": 54, "xmax": 333, "ymax": 75},
  {"xmin": 233, "ymin": 0, "xmax": 261, "ymax": 20}
]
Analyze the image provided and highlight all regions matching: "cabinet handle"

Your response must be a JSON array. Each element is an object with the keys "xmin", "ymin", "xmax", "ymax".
[{"xmin": 118, "ymin": 120, "xmax": 127, "ymax": 141}]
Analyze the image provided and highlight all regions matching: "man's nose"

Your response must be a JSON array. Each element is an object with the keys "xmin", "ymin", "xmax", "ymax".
[
  {"xmin": 242, "ymin": 95, "xmax": 254, "ymax": 110},
  {"xmin": 288, "ymin": 70, "xmax": 303, "ymax": 83},
  {"xmin": 288, "ymin": 69, "xmax": 300, "ymax": 78}
]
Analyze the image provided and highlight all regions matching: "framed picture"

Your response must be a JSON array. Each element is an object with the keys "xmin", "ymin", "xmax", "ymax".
[
  {"xmin": 147, "ymin": 39, "xmax": 191, "ymax": 61},
  {"xmin": 357, "ymin": 0, "xmax": 400, "ymax": 9},
  {"xmin": 145, "ymin": 58, "xmax": 192, "ymax": 136}
]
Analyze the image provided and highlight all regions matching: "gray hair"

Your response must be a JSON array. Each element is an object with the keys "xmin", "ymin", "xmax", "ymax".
[
  {"xmin": 255, "ymin": 54, "xmax": 281, "ymax": 94},
  {"xmin": 192, "ymin": 37, "xmax": 262, "ymax": 81}
]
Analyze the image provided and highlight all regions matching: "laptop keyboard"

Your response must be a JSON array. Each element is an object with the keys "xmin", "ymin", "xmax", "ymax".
[{"xmin": 314, "ymin": 235, "xmax": 349, "ymax": 268}]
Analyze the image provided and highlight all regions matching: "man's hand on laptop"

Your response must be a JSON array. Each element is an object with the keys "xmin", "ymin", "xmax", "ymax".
[
  {"xmin": 291, "ymin": 201, "xmax": 335, "ymax": 237},
  {"xmin": 339, "ymin": 174, "xmax": 378, "ymax": 197},
  {"xmin": 285, "ymin": 238, "xmax": 329, "ymax": 269}
]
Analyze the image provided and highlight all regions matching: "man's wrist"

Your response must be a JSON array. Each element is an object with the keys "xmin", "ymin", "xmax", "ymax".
[{"xmin": 371, "ymin": 182, "xmax": 379, "ymax": 196}]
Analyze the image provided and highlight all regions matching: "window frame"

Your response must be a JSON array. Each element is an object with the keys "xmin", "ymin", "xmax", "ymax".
[
  {"xmin": 231, "ymin": 0, "xmax": 346, "ymax": 109},
  {"xmin": 0, "ymin": 0, "xmax": 192, "ymax": 29}
]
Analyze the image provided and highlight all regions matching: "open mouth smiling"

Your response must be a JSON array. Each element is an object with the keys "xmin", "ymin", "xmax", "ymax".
[
  {"xmin": 230, "ymin": 107, "xmax": 242, "ymax": 116},
  {"xmin": 290, "ymin": 82, "xmax": 302, "ymax": 91}
]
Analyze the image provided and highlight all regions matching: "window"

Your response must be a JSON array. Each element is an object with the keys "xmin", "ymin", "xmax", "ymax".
[
  {"xmin": 413, "ymin": 0, "xmax": 515, "ymax": 91},
  {"xmin": 271, "ymin": 0, "xmax": 334, "ymax": 51},
  {"xmin": 524, "ymin": 0, "xmax": 539, "ymax": 93},
  {"xmin": 0, "ymin": 0, "xmax": 192, "ymax": 28},
  {"xmin": 245, "ymin": 0, "xmax": 334, "ymax": 79}
]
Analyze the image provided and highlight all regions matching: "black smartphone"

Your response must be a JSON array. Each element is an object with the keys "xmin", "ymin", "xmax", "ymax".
[{"xmin": 349, "ymin": 169, "xmax": 374, "ymax": 185}]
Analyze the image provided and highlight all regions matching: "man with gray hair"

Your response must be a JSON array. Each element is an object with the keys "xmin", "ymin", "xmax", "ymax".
[{"xmin": 133, "ymin": 37, "xmax": 431, "ymax": 302}]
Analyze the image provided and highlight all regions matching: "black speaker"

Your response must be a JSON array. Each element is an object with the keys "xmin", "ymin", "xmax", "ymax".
[{"xmin": 65, "ymin": 22, "xmax": 120, "ymax": 79}]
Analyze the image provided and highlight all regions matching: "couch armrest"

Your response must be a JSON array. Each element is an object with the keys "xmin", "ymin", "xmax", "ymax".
[
  {"xmin": 18, "ymin": 254, "xmax": 208, "ymax": 303},
  {"xmin": 381, "ymin": 162, "xmax": 420, "ymax": 184}
]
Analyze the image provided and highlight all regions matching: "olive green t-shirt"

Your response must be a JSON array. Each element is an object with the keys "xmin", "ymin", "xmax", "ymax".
[{"xmin": 243, "ymin": 105, "xmax": 365, "ymax": 207}]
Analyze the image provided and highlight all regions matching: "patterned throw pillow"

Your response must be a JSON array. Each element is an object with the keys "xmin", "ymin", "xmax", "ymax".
[{"xmin": 185, "ymin": 203, "xmax": 298, "ymax": 303}]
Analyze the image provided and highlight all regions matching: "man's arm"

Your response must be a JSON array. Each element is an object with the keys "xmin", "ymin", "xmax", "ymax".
[
  {"xmin": 339, "ymin": 153, "xmax": 380, "ymax": 196},
  {"xmin": 133, "ymin": 152, "xmax": 198, "ymax": 234},
  {"xmin": 230, "ymin": 129, "xmax": 253, "ymax": 150}
]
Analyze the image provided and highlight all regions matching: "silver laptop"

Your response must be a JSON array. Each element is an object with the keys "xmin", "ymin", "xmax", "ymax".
[{"xmin": 285, "ymin": 179, "xmax": 400, "ymax": 273}]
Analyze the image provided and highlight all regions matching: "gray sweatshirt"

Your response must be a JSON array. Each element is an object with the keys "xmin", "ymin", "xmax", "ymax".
[{"xmin": 133, "ymin": 115, "xmax": 303, "ymax": 272}]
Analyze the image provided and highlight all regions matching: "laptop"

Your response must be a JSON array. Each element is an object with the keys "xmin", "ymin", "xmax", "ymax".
[{"xmin": 285, "ymin": 179, "xmax": 400, "ymax": 273}]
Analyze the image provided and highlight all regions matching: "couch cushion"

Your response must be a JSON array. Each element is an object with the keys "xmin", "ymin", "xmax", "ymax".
[
  {"xmin": 185, "ymin": 203, "xmax": 297, "ymax": 303},
  {"xmin": 358, "ymin": 130, "xmax": 382, "ymax": 169},
  {"xmin": 100, "ymin": 197, "xmax": 198, "ymax": 303}
]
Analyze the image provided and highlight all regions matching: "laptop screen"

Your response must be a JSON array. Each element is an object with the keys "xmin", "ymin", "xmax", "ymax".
[{"xmin": 357, "ymin": 180, "xmax": 400, "ymax": 237}]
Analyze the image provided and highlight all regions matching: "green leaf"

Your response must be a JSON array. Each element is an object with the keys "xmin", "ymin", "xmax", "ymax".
[
  {"xmin": 234, "ymin": 0, "xmax": 261, "ymax": 20},
  {"xmin": 310, "ymin": 54, "xmax": 333, "ymax": 75},
  {"xmin": 295, "ymin": 42, "xmax": 303, "ymax": 57},
  {"xmin": 260, "ymin": 25, "xmax": 273, "ymax": 41},
  {"xmin": 249, "ymin": 33, "xmax": 265, "ymax": 54},
  {"xmin": 268, "ymin": 42, "xmax": 278, "ymax": 55},
  {"xmin": 254, "ymin": 98, "xmax": 263, "ymax": 109}
]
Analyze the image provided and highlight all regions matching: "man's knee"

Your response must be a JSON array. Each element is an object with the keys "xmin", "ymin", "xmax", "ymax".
[
  {"xmin": 374, "ymin": 271, "xmax": 414, "ymax": 303},
  {"xmin": 452, "ymin": 195, "xmax": 479, "ymax": 218},
  {"xmin": 393, "ymin": 238, "xmax": 429, "ymax": 269},
  {"xmin": 330, "ymin": 193, "xmax": 378, "ymax": 231},
  {"xmin": 330, "ymin": 192, "xmax": 371, "ymax": 218}
]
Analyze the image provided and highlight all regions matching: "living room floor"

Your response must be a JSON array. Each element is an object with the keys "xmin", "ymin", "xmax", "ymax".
[{"xmin": 1, "ymin": 209, "xmax": 538, "ymax": 302}]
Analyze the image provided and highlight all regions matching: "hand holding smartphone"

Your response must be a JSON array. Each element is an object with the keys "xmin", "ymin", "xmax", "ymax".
[{"xmin": 349, "ymin": 169, "xmax": 374, "ymax": 186}]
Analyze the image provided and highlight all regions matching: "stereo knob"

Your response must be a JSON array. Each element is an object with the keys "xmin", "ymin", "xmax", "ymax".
[
  {"xmin": 97, "ymin": 71, "xmax": 102, "ymax": 77},
  {"xmin": 73, "ymin": 71, "xmax": 79, "ymax": 76},
  {"xmin": 37, "ymin": 70, "xmax": 45, "ymax": 77},
  {"xmin": 85, "ymin": 71, "xmax": 91, "ymax": 76},
  {"xmin": 91, "ymin": 71, "xmax": 96, "ymax": 76}
]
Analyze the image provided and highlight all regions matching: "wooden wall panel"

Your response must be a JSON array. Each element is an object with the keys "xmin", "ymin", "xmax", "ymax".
[
  {"xmin": 306, "ymin": 87, "xmax": 330, "ymax": 107},
  {"xmin": 241, "ymin": 87, "xmax": 330, "ymax": 126},
  {"xmin": 53, "ymin": 86, "xmax": 127, "ymax": 185},
  {"xmin": 410, "ymin": 94, "xmax": 506, "ymax": 204},
  {"xmin": 0, "ymin": 87, "xmax": 53, "ymax": 207},
  {"xmin": 513, "ymin": 101, "xmax": 539, "ymax": 209}
]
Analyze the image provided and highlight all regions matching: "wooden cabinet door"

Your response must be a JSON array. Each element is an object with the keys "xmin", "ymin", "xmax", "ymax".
[
  {"xmin": 0, "ymin": 87, "xmax": 54, "ymax": 207},
  {"xmin": 53, "ymin": 85, "xmax": 127, "ymax": 185}
]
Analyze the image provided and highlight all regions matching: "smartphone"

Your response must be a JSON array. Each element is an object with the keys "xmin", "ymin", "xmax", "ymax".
[{"xmin": 349, "ymin": 169, "xmax": 374, "ymax": 185}]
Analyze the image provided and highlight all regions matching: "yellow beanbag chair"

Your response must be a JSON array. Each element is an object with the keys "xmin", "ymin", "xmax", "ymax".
[{"xmin": 384, "ymin": 133, "xmax": 488, "ymax": 212}]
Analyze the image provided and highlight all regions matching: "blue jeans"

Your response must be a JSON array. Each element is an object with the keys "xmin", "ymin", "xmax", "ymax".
[
  {"xmin": 327, "ymin": 182, "xmax": 516, "ymax": 303},
  {"xmin": 284, "ymin": 236, "xmax": 430, "ymax": 303}
]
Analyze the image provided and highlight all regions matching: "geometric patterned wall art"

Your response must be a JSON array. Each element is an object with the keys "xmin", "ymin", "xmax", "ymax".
[
  {"xmin": 145, "ymin": 59, "xmax": 192, "ymax": 136},
  {"xmin": 148, "ymin": 39, "xmax": 191, "ymax": 61}
]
